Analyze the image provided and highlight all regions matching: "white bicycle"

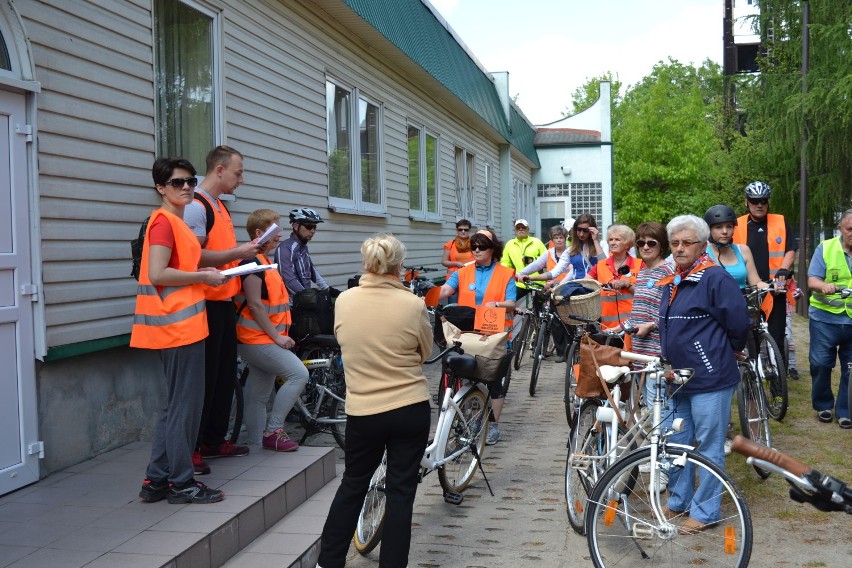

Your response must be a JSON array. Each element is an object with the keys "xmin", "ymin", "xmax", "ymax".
[{"xmin": 353, "ymin": 341, "xmax": 497, "ymax": 555}]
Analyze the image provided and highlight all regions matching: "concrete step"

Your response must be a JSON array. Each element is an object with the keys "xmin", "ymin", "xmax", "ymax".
[{"xmin": 0, "ymin": 441, "xmax": 337, "ymax": 568}]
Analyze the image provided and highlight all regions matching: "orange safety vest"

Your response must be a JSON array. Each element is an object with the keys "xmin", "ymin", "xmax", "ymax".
[
  {"xmin": 733, "ymin": 214, "xmax": 786, "ymax": 278},
  {"xmin": 445, "ymin": 239, "xmax": 474, "ymax": 278},
  {"xmin": 457, "ymin": 262, "xmax": 515, "ymax": 336},
  {"xmin": 595, "ymin": 256, "xmax": 640, "ymax": 331},
  {"xmin": 546, "ymin": 248, "xmax": 564, "ymax": 286},
  {"xmin": 196, "ymin": 192, "xmax": 241, "ymax": 301},
  {"xmin": 130, "ymin": 209, "xmax": 208, "ymax": 350},
  {"xmin": 235, "ymin": 255, "xmax": 292, "ymax": 344}
]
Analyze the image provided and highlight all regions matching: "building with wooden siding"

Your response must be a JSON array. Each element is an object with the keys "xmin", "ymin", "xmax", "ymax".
[{"xmin": 0, "ymin": 0, "xmax": 611, "ymax": 494}]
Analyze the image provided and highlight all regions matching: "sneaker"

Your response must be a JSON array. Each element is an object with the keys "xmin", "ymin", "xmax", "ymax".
[
  {"xmin": 788, "ymin": 368, "xmax": 799, "ymax": 380},
  {"xmin": 167, "ymin": 480, "xmax": 224, "ymax": 504},
  {"xmin": 724, "ymin": 438, "xmax": 733, "ymax": 456},
  {"xmin": 262, "ymin": 429, "xmax": 299, "ymax": 452},
  {"xmin": 653, "ymin": 472, "xmax": 669, "ymax": 493},
  {"xmin": 486, "ymin": 423, "xmax": 501, "ymax": 445},
  {"xmin": 193, "ymin": 451, "xmax": 210, "ymax": 476},
  {"xmin": 139, "ymin": 479, "xmax": 168, "ymax": 502},
  {"xmin": 200, "ymin": 440, "xmax": 250, "ymax": 459}
]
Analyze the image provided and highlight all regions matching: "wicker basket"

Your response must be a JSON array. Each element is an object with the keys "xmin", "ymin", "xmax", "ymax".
[{"xmin": 555, "ymin": 278, "xmax": 602, "ymax": 324}]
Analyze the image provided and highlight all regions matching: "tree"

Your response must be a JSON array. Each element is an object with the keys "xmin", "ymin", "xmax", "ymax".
[
  {"xmin": 568, "ymin": 72, "xmax": 623, "ymax": 115},
  {"xmin": 612, "ymin": 58, "xmax": 735, "ymax": 227}
]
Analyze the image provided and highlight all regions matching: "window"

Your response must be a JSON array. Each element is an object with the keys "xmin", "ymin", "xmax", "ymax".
[
  {"xmin": 408, "ymin": 125, "xmax": 439, "ymax": 218},
  {"xmin": 536, "ymin": 182, "xmax": 604, "ymax": 221},
  {"xmin": 454, "ymin": 147, "xmax": 476, "ymax": 222},
  {"xmin": 327, "ymin": 80, "xmax": 383, "ymax": 213},
  {"xmin": 153, "ymin": 0, "xmax": 220, "ymax": 171},
  {"xmin": 484, "ymin": 163, "xmax": 494, "ymax": 226},
  {"xmin": 0, "ymin": 28, "xmax": 10, "ymax": 72}
]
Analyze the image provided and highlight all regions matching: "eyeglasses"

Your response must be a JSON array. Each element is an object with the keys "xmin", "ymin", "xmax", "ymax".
[
  {"xmin": 670, "ymin": 240, "xmax": 701, "ymax": 249},
  {"xmin": 457, "ymin": 227, "xmax": 471, "ymax": 232},
  {"xmin": 300, "ymin": 224, "xmax": 318, "ymax": 231},
  {"xmin": 575, "ymin": 227, "xmax": 590, "ymax": 233},
  {"xmin": 471, "ymin": 244, "xmax": 492, "ymax": 251},
  {"xmin": 164, "ymin": 177, "xmax": 198, "ymax": 188},
  {"xmin": 515, "ymin": 226, "xmax": 528, "ymax": 231},
  {"xmin": 636, "ymin": 239, "xmax": 659, "ymax": 248},
  {"xmin": 748, "ymin": 198, "xmax": 769, "ymax": 205}
]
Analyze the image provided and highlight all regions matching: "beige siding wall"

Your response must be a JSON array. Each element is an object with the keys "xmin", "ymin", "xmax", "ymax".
[{"xmin": 24, "ymin": 0, "xmax": 534, "ymax": 349}]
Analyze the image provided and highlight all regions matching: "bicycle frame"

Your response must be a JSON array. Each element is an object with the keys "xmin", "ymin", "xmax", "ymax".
[
  {"xmin": 296, "ymin": 356, "xmax": 346, "ymax": 428},
  {"xmin": 420, "ymin": 380, "xmax": 488, "ymax": 475}
]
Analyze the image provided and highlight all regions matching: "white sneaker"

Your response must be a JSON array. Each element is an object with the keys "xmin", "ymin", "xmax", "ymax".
[
  {"xmin": 654, "ymin": 472, "xmax": 669, "ymax": 493},
  {"xmin": 486, "ymin": 423, "xmax": 501, "ymax": 445},
  {"xmin": 724, "ymin": 438, "xmax": 733, "ymax": 456}
]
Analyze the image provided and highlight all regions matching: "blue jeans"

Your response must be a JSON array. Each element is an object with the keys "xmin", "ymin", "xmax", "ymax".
[
  {"xmin": 666, "ymin": 385, "xmax": 736, "ymax": 525},
  {"xmin": 809, "ymin": 318, "xmax": 852, "ymax": 419}
]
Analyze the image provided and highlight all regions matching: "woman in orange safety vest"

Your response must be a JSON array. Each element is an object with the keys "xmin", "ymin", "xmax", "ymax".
[{"xmin": 132, "ymin": 157, "xmax": 228, "ymax": 505}]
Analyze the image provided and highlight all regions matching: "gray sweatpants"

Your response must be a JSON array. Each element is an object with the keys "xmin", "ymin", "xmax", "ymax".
[{"xmin": 145, "ymin": 340, "xmax": 205, "ymax": 486}]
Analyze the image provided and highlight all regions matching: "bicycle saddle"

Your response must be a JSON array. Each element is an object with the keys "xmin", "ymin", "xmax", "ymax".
[
  {"xmin": 445, "ymin": 352, "xmax": 477, "ymax": 376},
  {"xmin": 599, "ymin": 365, "xmax": 631, "ymax": 384},
  {"xmin": 298, "ymin": 334, "xmax": 339, "ymax": 349}
]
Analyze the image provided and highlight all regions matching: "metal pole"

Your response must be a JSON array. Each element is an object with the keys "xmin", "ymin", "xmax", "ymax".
[{"xmin": 797, "ymin": 1, "xmax": 809, "ymax": 316}]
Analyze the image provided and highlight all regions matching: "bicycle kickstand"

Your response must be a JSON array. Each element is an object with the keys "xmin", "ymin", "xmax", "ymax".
[{"xmin": 470, "ymin": 442, "xmax": 495, "ymax": 497}]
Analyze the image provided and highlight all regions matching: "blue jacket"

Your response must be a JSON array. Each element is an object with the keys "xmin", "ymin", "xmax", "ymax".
[{"xmin": 659, "ymin": 265, "xmax": 748, "ymax": 394}]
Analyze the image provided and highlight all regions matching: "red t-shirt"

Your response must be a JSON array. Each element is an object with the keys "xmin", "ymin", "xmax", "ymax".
[{"xmin": 148, "ymin": 215, "xmax": 180, "ymax": 269}]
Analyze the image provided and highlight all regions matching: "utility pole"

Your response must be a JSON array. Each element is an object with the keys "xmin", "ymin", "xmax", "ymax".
[{"xmin": 797, "ymin": 1, "xmax": 810, "ymax": 316}]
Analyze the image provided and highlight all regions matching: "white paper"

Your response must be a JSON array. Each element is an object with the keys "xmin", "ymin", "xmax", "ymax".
[
  {"xmin": 220, "ymin": 262, "xmax": 278, "ymax": 277},
  {"xmin": 257, "ymin": 223, "xmax": 282, "ymax": 246}
]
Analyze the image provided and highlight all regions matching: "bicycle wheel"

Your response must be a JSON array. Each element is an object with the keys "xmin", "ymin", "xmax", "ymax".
[
  {"xmin": 757, "ymin": 331, "xmax": 788, "ymax": 421},
  {"xmin": 353, "ymin": 453, "xmax": 387, "ymax": 555},
  {"xmin": 229, "ymin": 363, "xmax": 249, "ymax": 443},
  {"xmin": 736, "ymin": 366, "xmax": 771, "ymax": 479},
  {"xmin": 438, "ymin": 388, "xmax": 490, "ymax": 494},
  {"xmin": 529, "ymin": 321, "xmax": 549, "ymax": 396},
  {"xmin": 585, "ymin": 446, "xmax": 752, "ymax": 568},
  {"xmin": 566, "ymin": 400, "xmax": 604, "ymax": 535},
  {"xmin": 513, "ymin": 313, "xmax": 532, "ymax": 371},
  {"xmin": 564, "ymin": 342, "xmax": 581, "ymax": 424},
  {"xmin": 500, "ymin": 360, "xmax": 512, "ymax": 396},
  {"xmin": 327, "ymin": 394, "xmax": 347, "ymax": 450}
]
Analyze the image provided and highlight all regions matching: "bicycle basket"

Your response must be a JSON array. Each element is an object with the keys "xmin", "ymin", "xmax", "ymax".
[
  {"xmin": 471, "ymin": 351, "xmax": 514, "ymax": 384},
  {"xmin": 555, "ymin": 278, "xmax": 602, "ymax": 324}
]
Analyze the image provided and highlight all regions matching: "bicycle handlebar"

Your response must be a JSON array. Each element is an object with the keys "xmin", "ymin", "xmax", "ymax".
[
  {"xmin": 425, "ymin": 341, "xmax": 463, "ymax": 365},
  {"xmin": 731, "ymin": 435, "xmax": 810, "ymax": 478}
]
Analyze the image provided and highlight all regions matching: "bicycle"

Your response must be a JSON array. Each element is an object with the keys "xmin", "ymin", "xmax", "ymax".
[
  {"xmin": 353, "ymin": 341, "xmax": 496, "ymax": 555},
  {"xmin": 732, "ymin": 435, "xmax": 851, "ymax": 515},
  {"xmin": 522, "ymin": 282, "xmax": 575, "ymax": 396},
  {"xmin": 513, "ymin": 283, "xmax": 547, "ymax": 371},
  {"xmin": 583, "ymin": 352, "xmax": 753, "ymax": 568},
  {"xmin": 564, "ymin": 342, "xmax": 671, "ymax": 535}
]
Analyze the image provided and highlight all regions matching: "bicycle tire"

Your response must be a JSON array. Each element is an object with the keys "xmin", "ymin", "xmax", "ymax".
[
  {"xmin": 566, "ymin": 400, "xmax": 603, "ymax": 535},
  {"xmin": 736, "ymin": 366, "xmax": 771, "ymax": 479},
  {"xmin": 500, "ymin": 359, "xmax": 513, "ymax": 396},
  {"xmin": 513, "ymin": 313, "xmax": 532, "ymax": 371},
  {"xmin": 328, "ymin": 394, "xmax": 347, "ymax": 450},
  {"xmin": 229, "ymin": 364, "xmax": 249, "ymax": 443},
  {"xmin": 438, "ymin": 388, "xmax": 490, "ymax": 494},
  {"xmin": 564, "ymin": 342, "xmax": 581, "ymax": 424},
  {"xmin": 585, "ymin": 446, "xmax": 753, "ymax": 568},
  {"xmin": 529, "ymin": 320, "xmax": 549, "ymax": 396},
  {"xmin": 354, "ymin": 453, "xmax": 387, "ymax": 555},
  {"xmin": 757, "ymin": 331, "xmax": 788, "ymax": 421}
]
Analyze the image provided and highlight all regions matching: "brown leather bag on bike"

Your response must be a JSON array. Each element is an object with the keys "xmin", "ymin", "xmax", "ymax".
[{"xmin": 577, "ymin": 334, "xmax": 630, "ymax": 399}]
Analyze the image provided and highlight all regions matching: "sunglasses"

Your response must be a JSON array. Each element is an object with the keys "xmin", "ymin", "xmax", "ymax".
[
  {"xmin": 636, "ymin": 239, "xmax": 659, "ymax": 248},
  {"xmin": 471, "ymin": 244, "xmax": 492, "ymax": 251},
  {"xmin": 575, "ymin": 227, "xmax": 590, "ymax": 233},
  {"xmin": 748, "ymin": 198, "xmax": 769, "ymax": 205},
  {"xmin": 164, "ymin": 177, "xmax": 198, "ymax": 188},
  {"xmin": 670, "ymin": 240, "xmax": 700, "ymax": 249},
  {"xmin": 457, "ymin": 227, "xmax": 471, "ymax": 232},
  {"xmin": 300, "ymin": 224, "xmax": 318, "ymax": 231}
]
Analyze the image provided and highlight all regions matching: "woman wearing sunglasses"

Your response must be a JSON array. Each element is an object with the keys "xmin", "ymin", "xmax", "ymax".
[{"xmin": 439, "ymin": 229, "xmax": 515, "ymax": 445}]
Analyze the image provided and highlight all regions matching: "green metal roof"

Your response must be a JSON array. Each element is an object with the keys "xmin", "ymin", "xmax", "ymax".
[
  {"xmin": 339, "ymin": 0, "xmax": 538, "ymax": 165},
  {"xmin": 509, "ymin": 105, "xmax": 539, "ymax": 165}
]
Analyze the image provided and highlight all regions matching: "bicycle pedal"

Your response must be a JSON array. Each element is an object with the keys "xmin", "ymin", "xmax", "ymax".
[
  {"xmin": 443, "ymin": 490, "xmax": 464, "ymax": 505},
  {"xmin": 632, "ymin": 524, "xmax": 654, "ymax": 539},
  {"xmin": 571, "ymin": 454, "xmax": 593, "ymax": 468}
]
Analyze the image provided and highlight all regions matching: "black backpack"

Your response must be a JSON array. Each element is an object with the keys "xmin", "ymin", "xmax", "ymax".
[
  {"xmin": 289, "ymin": 287, "xmax": 335, "ymax": 340},
  {"xmin": 130, "ymin": 193, "xmax": 217, "ymax": 281}
]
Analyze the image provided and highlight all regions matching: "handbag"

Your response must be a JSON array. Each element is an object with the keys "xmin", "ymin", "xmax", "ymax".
[
  {"xmin": 577, "ymin": 334, "xmax": 631, "ymax": 426},
  {"xmin": 441, "ymin": 319, "xmax": 511, "ymax": 383}
]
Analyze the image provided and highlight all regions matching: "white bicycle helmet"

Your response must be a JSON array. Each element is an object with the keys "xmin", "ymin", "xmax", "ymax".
[
  {"xmin": 744, "ymin": 181, "xmax": 772, "ymax": 199},
  {"xmin": 288, "ymin": 208, "xmax": 323, "ymax": 224}
]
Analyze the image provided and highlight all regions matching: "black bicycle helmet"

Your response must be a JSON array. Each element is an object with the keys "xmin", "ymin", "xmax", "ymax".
[
  {"xmin": 288, "ymin": 207, "xmax": 323, "ymax": 224},
  {"xmin": 704, "ymin": 205, "xmax": 738, "ymax": 228},
  {"xmin": 744, "ymin": 181, "xmax": 772, "ymax": 199}
]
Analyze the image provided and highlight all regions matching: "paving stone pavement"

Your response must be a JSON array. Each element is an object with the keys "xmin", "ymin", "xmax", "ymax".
[{"xmin": 343, "ymin": 354, "xmax": 586, "ymax": 568}]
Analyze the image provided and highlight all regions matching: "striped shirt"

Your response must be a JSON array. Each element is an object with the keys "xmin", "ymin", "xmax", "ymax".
[{"xmin": 626, "ymin": 261, "xmax": 676, "ymax": 360}]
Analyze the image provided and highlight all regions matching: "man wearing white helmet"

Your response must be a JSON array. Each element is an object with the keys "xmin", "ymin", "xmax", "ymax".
[
  {"xmin": 732, "ymin": 181, "xmax": 797, "ymax": 368},
  {"xmin": 276, "ymin": 208, "xmax": 335, "ymax": 296}
]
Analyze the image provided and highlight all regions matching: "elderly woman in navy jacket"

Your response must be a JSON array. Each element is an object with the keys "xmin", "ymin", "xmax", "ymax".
[{"xmin": 657, "ymin": 215, "xmax": 749, "ymax": 534}]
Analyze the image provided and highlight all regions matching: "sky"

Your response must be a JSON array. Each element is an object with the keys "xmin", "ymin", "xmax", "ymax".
[{"xmin": 428, "ymin": 0, "xmax": 726, "ymax": 125}]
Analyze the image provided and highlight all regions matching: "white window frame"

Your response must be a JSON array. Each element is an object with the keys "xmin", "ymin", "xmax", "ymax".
[
  {"xmin": 326, "ymin": 78, "xmax": 385, "ymax": 214},
  {"xmin": 484, "ymin": 162, "xmax": 494, "ymax": 227},
  {"xmin": 513, "ymin": 178, "xmax": 531, "ymax": 225},
  {"xmin": 454, "ymin": 147, "xmax": 476, "ymax": 224},
  {"xmin": 152, "ymin": 0, "xmax": 223, "ymax": 168},
  {"xmin": 407, "ymin": 123, "xmax": 440, "ymax": 220}
]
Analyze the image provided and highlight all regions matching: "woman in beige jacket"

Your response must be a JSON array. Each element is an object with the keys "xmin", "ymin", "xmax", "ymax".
[{"xmin": 318, "ymin": 234, "xmax": 432, "ymax": 568}]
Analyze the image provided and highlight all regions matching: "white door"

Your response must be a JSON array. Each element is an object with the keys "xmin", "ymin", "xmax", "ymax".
[{"xmin": 0, "ymin": 89, "xmax": 39, "ymax": 496}]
